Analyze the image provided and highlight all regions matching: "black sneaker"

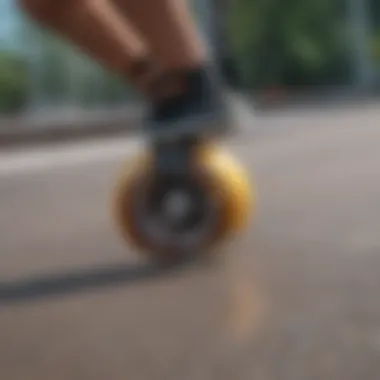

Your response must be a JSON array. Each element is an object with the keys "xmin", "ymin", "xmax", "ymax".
[{"xmin": 146, "ymin": 66, "xmax": 234, "ymax": 141}]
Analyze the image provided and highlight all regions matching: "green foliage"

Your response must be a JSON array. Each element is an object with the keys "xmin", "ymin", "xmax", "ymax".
[
  {"xmin": 0, "ymin": 51, "xmax": 28, "ymax": 113},
  {"xmin": 370, "ymin": 30, "xmax": 380, "ymax": 65},
  {"xmin": 227, "ymin": 0, "xmax": 350, "ymax": 89}
]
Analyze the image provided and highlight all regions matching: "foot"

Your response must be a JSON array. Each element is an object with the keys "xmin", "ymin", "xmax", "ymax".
[{"xmin": 146, "ymin": 66, "xmax": 234, "ymax": 140}]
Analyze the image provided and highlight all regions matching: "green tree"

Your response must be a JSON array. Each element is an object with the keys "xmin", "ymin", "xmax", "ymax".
[
  {"xmin": 227, "ymin": 0, "xmax": 350, "ymax": 89},
  {"xmin": 369, "ymin": 0, "xmax": 380, "ymax": 67},
  {"xmin": 0, "ymin": 51, "xmax": 28, "ymax": 114}
]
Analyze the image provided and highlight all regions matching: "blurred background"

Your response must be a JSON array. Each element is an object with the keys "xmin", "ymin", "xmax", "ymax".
[
  {"xmin": 1, "ymin": 0, "xmax": 380, "ymax": 117},
  {"xmin": 1, "ymin": 1, "xmax": 380, "ymax": 379}
]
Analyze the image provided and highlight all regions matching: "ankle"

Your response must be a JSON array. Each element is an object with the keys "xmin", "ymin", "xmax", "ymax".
[
  {"xmin": 125, "ymin": 55, "xmax": 164, "ymax": 97},
  {"xmin": 149, "ymin": 64, "xmax": 213, "ymax": 102},
  {"xmin": 126, "ymin": 57, "xmax": 213, "ymax": 103}
]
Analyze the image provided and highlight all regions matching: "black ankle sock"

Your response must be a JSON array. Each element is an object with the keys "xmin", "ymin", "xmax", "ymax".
[{"xmin": 149, "ymin": 65, "xmax": 214, "ymax": 104}]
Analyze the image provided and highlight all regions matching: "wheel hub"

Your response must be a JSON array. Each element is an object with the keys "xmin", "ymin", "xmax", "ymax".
[
  {"xmin": 162, "ymin": 190, "xmax": 193, "ymax": 225},
  {"xmin": 131, "ymin": 174, "xmax": 219, "ymax": 252},
  {"xmin": 149, "ymin": 178, "xmax": 208, "ymax": 232}
]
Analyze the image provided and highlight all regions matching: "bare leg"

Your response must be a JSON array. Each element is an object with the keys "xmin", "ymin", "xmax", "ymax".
[
  {"xmin": 19, "ymin": 0, "xmax": 160, "ymax": 93},
  {"xmin": 114, "ymin": 0, "xmax": 207, "ymax": 70}
]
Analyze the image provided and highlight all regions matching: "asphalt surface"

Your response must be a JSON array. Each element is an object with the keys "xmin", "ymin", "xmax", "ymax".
[{"xmin": 1, "ymin": 101, "xmax": 380, "ymax": 379}]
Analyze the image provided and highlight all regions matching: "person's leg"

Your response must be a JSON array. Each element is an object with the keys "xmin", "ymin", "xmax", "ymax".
[
  {"xmin": 19, "ymin": 0, "xmax": 161, "ymax": 94},
  {"xmin": 113, "ymin": 0, "xmax": 206, "ymax": 70},
  {"xmin": 114, "ymin": 0, "xmax": 230, "ymax": 136}
]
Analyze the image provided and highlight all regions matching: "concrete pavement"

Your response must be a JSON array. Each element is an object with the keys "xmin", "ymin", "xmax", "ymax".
[{"xmin": 1, "ymin": 102, "xmax": 380, "ymax": 379}]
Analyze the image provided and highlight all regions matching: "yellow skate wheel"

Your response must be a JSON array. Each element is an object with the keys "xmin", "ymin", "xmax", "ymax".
[{"xmin": 112, "ymin": 143, "xmax": 255, "ymax": 263}]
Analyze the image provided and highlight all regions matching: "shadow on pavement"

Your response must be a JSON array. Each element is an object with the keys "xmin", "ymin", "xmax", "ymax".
[{"xmin": 0, "ymin": 261, "xmax": 187, "ymax": 305}]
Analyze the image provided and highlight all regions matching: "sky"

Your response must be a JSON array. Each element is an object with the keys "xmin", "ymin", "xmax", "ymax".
[{"xmin": 0, "ymin": 0, "xmax": 22, "ymax": 49}]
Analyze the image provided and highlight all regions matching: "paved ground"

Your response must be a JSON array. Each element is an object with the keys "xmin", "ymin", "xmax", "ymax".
[{"xmin": 1, "ymin": 102, "xmax": 380, "ymax": 379}]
